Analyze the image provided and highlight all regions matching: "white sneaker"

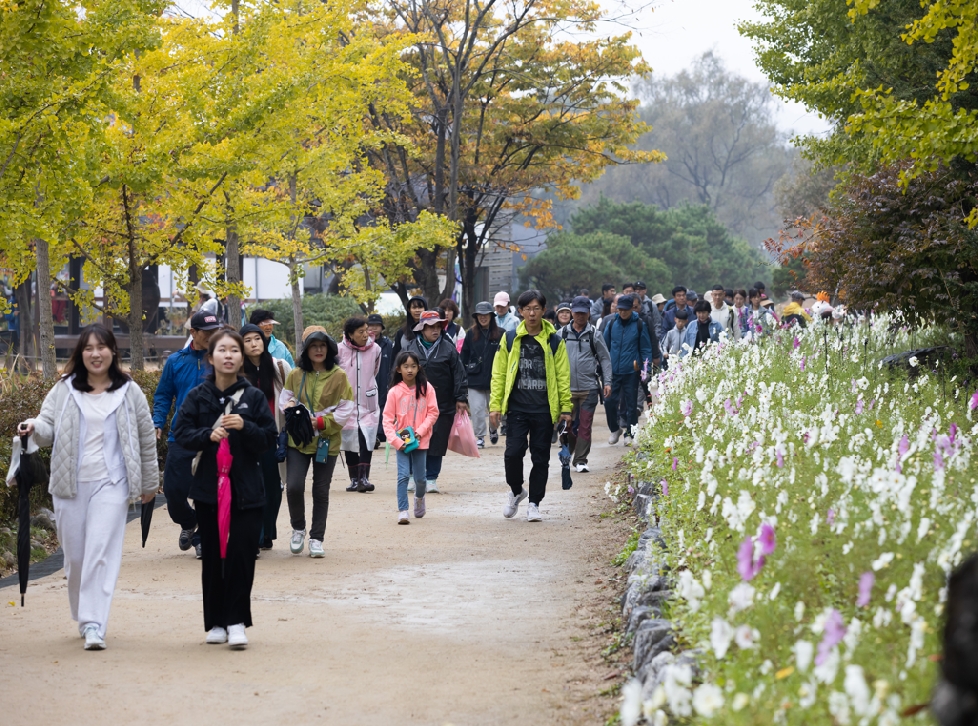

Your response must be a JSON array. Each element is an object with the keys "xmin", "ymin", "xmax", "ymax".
[
  {"xmin": 503, "ymin": 488, "xmax": 528, "ymax": 518},
  {"xmin": 206, "ymin": 627, "xmax": 228, "ymax": 644},
  {"xmin": 624, "ymin": 435, "xmax": 633, "ymax": 447},
  {"xmin": 427, "ymin": 479, "xmax": 440, "ymax": 493},
  {"xmin": 82, "ymin": 624, "xmax": 105, "ymax": 651},
  {"xmin": 308, "ymin": 539, "xmax": 325, "ymax": 558},
  {"xmin": 398, "ymin": 511, "xmax": 410, "ymax": 525},
  {"xmin": 407, "ymin": 476, "xmax": 416, "ymax": 493},
  {"xmin": 527, "ymin": 503, "xmax": 542, "ymax": 522},
  {"xmin": 290, "ymin": 529, "xmax": 305, "ymax": 555},
  {"xmin": 608, "ymin": 429, "xmax": 622, "ymax": 445},
  {"xmin": 575, "ymin": 463, "xmax": 589, "ymax": 473},
  {"xmin": 228, "ymin": 623, "xmax": 248, "ymax": 649},
  {"xmin": 476, "ymin": 437, "xmax": 485, "ymax": 449}
]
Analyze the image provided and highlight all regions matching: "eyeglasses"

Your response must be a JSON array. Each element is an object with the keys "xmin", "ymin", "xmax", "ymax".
[{"xmin": 521, "ymin": 306, "xmax": 543, "ymax": 313}]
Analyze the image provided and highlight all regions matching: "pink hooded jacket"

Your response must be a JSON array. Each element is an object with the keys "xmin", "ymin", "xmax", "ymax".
[
  {"xmin": 337, "ymin": 337, "xmax": 382, "ymax": 437},
  {"xmin": 382, "ymin": 381, "xmax": 440, "ymax": 450}
]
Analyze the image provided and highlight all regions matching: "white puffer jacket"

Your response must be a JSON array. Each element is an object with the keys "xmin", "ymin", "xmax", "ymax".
[{"xmin": 27, "ymin": 377, "xmax": 160, "ymax": 502}]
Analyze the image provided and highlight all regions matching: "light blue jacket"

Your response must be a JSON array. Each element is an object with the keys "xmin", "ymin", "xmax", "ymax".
[
  {"xmin": 681, "ymin": 319, "xmax": 723, "ymax": 357},
  {"xmin": 495, "ymin": 312, "xmax": 519, "ymax": 332},
  {"xmin": 267, "ymin": 334, "xmax": 295, "ymax": 366}
]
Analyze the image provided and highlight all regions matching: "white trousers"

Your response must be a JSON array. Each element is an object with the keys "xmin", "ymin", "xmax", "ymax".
[
  {"xmin": 469, "ymin": 388, "xmax": 490, "ymax": 437},
  {"xmin": 53, "ymin": 477, "xmax": 129, "ymax": 639}
]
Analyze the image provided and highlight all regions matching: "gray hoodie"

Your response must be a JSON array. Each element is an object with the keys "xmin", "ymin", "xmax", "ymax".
[{"xmin": 560, "ymin": 323, "xmax": 612, "ymax": 393}]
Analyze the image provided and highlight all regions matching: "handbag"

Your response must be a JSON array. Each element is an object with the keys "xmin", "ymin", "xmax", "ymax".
[
  {"xmin": 396, "ymin": 426, "xmax": 419, "ymax": 453},
  {"xmin": 191, "ymin": 389, "xmax": 245, "ymax": 476},
  {"xmin": 274, "ymin": 360, "xmax": 289, "ymax": 462},
  {"xmin": 465, "ymin": 335, "xmax": 490, "ymax": 375}
]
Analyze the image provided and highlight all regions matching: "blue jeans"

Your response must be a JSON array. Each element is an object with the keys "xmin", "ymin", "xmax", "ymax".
[{"xmin": 397, "ymin": 448, "xmax": 428, "ymax": 512}]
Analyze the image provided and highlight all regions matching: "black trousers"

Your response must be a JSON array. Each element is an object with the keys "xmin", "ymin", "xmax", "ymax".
[
  {"xmin": 259, "ymin": 448, "xmax": 282, "ymax": 545},
  {"xmin": 285, "ymin": 449, "xmax": 336, "ymax": 541},
  {"xmin": 195, "ymin": 501, "xmax": 263, "ymax": 631},
  {"xmin": 504, "ymin": 410, "xmax": 554, "ymax": 505},
  {"xmin": 162, "ymin": 441, "xmax": 200, "ymax": 546},
  {"xmin": 343, "ymin": 428, "xmax": 374, "ymax": 466},
  {"xmin": 605, "ymin": 372, "xmax": 639, "ymax": 432}
]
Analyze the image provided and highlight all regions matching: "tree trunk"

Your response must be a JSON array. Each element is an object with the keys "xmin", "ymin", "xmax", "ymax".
[
  {"xmin": 290, "ymin": 258, "xmax": 304, "ymax": 355},
  {"xmin": 15, "ymin": 279, "xmax": 34, "ymax": 371},
  {"xmin": 225, "ymin": 223, "xmax": 242, "ymax": 329},
  {"xmin": 122, "ymin": 185, "xmax": 144, "ymax": 371},
  {"xmin": 414, "ymin": 248, "xmax": 442, "ymax": 306},
  {"xmin": 34, "ymin": 238, "xmax": 58, "ymax": 378}
]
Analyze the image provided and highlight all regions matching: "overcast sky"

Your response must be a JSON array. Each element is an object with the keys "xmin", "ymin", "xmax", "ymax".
[{"xmin": 615, "ymin": 0, "xmax": 829, "ymax": 137}]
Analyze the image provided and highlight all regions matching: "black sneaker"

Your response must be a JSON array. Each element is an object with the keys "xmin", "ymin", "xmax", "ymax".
[
  {"xmin": 195, "ymin": 543, "xmax": 203, "ymax": 560},
  {"xmin": 179, "ymin": 528, "xmax": 195, "ymax": 551},
  {"xmin": 260, "ymin": 539, "xmax": 273, "ymax": 550},
  {"xmin": 489, "ymin": 429, "xmax": 499, "ymax": 445}
]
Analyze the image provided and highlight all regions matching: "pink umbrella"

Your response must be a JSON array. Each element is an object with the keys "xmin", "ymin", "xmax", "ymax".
[{"xmin": 216, "ymin": 438, "xmax": 233, "ymax": 563}]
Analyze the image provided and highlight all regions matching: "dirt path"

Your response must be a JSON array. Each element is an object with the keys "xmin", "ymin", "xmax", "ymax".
[{"xmin": 0, "ymin": 437, "xmax": 629, "ymax": 725}]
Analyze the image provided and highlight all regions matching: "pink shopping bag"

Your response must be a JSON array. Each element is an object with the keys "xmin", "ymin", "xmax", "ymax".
[{"xmin": 447, "ymin": 410, "xmax": 481, "ymax": 457}]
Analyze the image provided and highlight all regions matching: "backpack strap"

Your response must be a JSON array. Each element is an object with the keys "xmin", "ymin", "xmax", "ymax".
[{"xmin": 506, "ymin": 327, "xmax": 560, "ymax": 356}]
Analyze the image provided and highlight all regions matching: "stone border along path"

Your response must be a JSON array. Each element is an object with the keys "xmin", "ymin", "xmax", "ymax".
[
  {"xmin": 0, "ymin": 441, "xmax": 633, "ymax": 725},
  {"xmin": 619, "ymin": 454, "xmax": 700, "ymax": 706}
]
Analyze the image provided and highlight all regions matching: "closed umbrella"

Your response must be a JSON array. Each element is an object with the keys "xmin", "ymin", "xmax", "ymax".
[
  {"xmin": 14, "ymin": 434, "xmax": 46, "ymax": 606},
  {"xmin": 216, "ymin": 438, "xmax": 233, "ymax": 570},
  {"xmin": 557, "ymin": 422, "xmax": 572, "ymax": 490},
  {"xmin": 140, "ymin": 496, "xmax": 154, "ymax": 548}
]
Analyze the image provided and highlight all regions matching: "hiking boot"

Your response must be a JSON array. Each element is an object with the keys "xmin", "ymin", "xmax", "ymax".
[
  {"xmin": 83, "ymin": 624, "xmax": 105, "ymax": 651},
  {"xmin": 206, "ymin": 627, "xmax": 228, "ymax": 644},
  {"xmin": 489, "ymin": 429, "xmax": 499, "ymax": 445},
  {"xmin": 290, "ymin": 529, "xmax": 305, "ymax": 554},
  {"xmin": 178, "ymin": 528, "xmax": 195, "ymax": 551},
  {"xmin": 308, "ymin": 539, "xmax": 325, "ymax": 558},
  {"xmin": 360, "ymin": 464, "xmax": 375, "ymax": 492},
  {"xmin": 503, "ymin": 488, "xmax": 528, "ymax": 518},
  {"xmin": 346, "ymin": 464, "xmax": 359, "ymax": 492}
]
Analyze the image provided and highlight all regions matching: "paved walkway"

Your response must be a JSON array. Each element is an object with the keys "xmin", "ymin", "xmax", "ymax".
[{"xmin": 0, "ymin": 438, "xmax": 623, "ymax": 725}]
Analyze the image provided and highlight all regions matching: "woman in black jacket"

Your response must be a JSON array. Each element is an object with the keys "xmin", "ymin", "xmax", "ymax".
[
  {"xmin": 174, "ymin": 330, "xmax": 278, "ymax": 650},
  {"xmin": 461, "ymin": 301, "xmax": 502, "ymax": 447},
  {"xmin": 404, "ymin": 310, "xmax": 468, "ymax": 493}
]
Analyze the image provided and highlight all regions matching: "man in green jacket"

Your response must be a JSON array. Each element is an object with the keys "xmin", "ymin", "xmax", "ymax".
[{"xmin": 490, "ymin": 290, "xmax": 572, "ymax": 522}]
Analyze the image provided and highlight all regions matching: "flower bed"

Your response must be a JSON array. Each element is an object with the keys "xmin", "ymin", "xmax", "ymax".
[{"xmin": 624, "ymin": 318, "xmax": 975, "ymax": 724}]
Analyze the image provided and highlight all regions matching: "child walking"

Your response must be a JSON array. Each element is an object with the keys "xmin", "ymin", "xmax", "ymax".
[{"xmin": 382, "ymin": 352, "xmax": 440, "ymax": 524}]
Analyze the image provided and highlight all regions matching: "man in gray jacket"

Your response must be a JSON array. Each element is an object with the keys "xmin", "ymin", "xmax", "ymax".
[{"xmin": 561, "ymin": 296, "xmax": 613, "ymax": 472}]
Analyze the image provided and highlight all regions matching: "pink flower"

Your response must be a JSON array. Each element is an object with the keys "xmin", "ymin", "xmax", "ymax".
[
  {"xmin": 970, "ymin": 392, "xmax": 978, "ymax": 411},
  {"xmin": 799, "ymin": 356, "xmax": 806, "ymax": 372},
  {"xmin": 793, "ymin": 336, "xmax": 800, "ymax": 350},
  {"xmin": 855, "ymin": 399, "xmax": 864, "ymax": 415},
  {"xmin": 737, "ymin": 536, "xmax": 765, "ymax": 581},
  {"xmin": 758, "ymin": 522, "xmax": 776, "ymax": 556},
  {"xmin": 660, "ymin": 479, "xmax": 669, "ymax": 496},
  {"xmin": 934, "ymin": 449, "xmax": 945, "ymax": 471},
  {"xmin": 672, "ymin": 457, "xmax": 678, "ymax": 471},
  {"xmin": 857, "ymin": 572, "xmax": 874, "ymax": 607},
  {"xmin": 680, "ymin": 400, "xmax": 693, "ymax": 417},
  {"xmin": 950, "ymin": 422, "xmax": 958, "ymax": 444},
  {"xmin": 724, "ymin": 398, "xmax": 735, "ymax": 415},
  {"xmin": 898, "ymin": 435, "xmax": 910, "ymax": 458},
  {"xmin": 815, "ymin": 609, "xmax": 847, "ymax": 665},
  {"xmin": 827, "ymin": 508, "xmax": 836, "ymax": 526},
  {"xmin": 776, "ymin": 448, "xmax": 785, "ymax": 468}
]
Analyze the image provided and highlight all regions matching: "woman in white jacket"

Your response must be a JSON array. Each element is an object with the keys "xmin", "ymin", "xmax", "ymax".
[{"xmin": 18, "ymin": 325, "xmax": 158, "ymax": 651}]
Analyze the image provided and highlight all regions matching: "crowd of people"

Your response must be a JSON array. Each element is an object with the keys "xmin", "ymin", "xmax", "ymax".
[{"xmin": 13, "ymin": 279, "xmax": 829, "ymax": 652}]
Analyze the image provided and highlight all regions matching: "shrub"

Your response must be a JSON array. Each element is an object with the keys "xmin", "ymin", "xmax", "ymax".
[
  {"xmin": 245, "ymin": 294, "xmax": 364, "ymax": 348},
  {"xmin": 627, "ymin": 317, "xmax": 976, "ymax": 724}
]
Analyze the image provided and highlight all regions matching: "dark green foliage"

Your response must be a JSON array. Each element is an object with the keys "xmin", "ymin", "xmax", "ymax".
[
  {"xmin": 245, "ymin": 295, "xmax": 398, "ymax": 348},
  {"xmin": 0, "ymin": 373, "xmax": 55, "ymax": 524},
  {"xmin": 566, "ymin": 197, "xmax": 771, "ymax": 292}
]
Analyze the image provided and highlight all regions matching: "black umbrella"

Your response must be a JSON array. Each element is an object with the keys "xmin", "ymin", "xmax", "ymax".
[
  {"xmin": 15, "ymin": 434, "xmax": 46, "ymax": 606},
  {"xmin": 284, "ymin": 403, "xmax": 315, "ymax": 447},
  {"xmin": 141, "ymin": 496, "xmax": 154, "ymax": 548},
  {"xmin": 557, "ymin": 422, "xmax": 572, "ymax": 490}
]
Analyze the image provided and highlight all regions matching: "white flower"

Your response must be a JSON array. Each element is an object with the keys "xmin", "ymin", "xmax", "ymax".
[
  {"xmin": 732, "ymin": 693, "xmax": 750, "ymax": 712},
  {"xmin": 647, "ymin": 685, "xmax": 667, "ymax": 710},
  {"xmin": 872, "ymin": 552, "xmax": 895, "ymax": 571},
  {"xmin": 711, "ymin": 618, "xmax": 734, "ymax": 659},
  {"xmin": 844, "ymin": 665, "xmax": 872, "ymax": 717},
  {"xmin": 692, "ymin": 684, "xmax": 724, "ymax": 717},
  {"xmin": 769, "ymin": 582, "xmax": 782, "ymax": 600},
  {"xmin": 729, "ymin": 583, "xmax": 756, "ymax": 615},
  {"xmin": 678, "ymin": 570, "xmax": 705, "ymax": 612},
  {"xmin": 908, "ymin": 356, "xmax": 918, "ymax": 368},
  {"xmin": 702, "ymin": 569, "xmax": 713, "ymax": 590},
  {"xmin": 798, "ymin": 681, "xmax": 817, "ymax": 708},
  {"xmin": 734, "ymin": 625, "xmax": 760, "ymax": 649},
  {"xmin": 663, "ymin": 664, "xmax": 693, "ymax": 717},
  {"xmin": 794, "ymin": 640, "xmax": 814, "ymax": 672},
  {"xmin": 828, "ymin": 691, "xmax": 851, "ymax": 725},
  {"xmin": 620, "ymin": 679, "xmax": 642, "ymax": 726},
  {"xmin": 794, "ymin": 601, "xmax": 806, "ymax": 622}
]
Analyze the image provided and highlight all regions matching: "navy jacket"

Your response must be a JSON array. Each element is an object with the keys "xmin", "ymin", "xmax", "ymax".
[
  {"xmin": 660, "ymin": 304, "xmax": 695, "ymax": 340},
  {"xmin": 603, "ymin": 314, "xmax": 658, "ymax": 376},
  {"xmin": 153, "ymin": 344, "xmax": 211, "ymax": 442}
]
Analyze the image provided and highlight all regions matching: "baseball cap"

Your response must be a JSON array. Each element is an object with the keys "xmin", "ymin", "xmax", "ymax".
[
  {"xmin": 556, "ymin": 301, "xmax": 572, "ymax": 312},
  {"xmin": 473, "ymin": 301, "xmax": 494, "ymax": 315},
  {"xmin": 634, "ymin": 281, "xmax": 647, "ymax": 290},
  {"xmin": 190, "ymin": 311, "xmax": 222, "ymax": 331},
  {"xmin": 791, "ymin": 290, "xmax": 806, "ymax": 301},
  {"xmin": 617, "ymin": 294, "xmax": 634, "ymax": 310},
  {"xmin": 366, "ymin": 313, "xmax": 384, "ymax": 328},
  {"xmin": 493, "ymin": 292, "xmax": 510, "ymax": 307},
  {"xmin": 413, "ymin": 310, "xmax": 445, "ymax": 331},
  {"xmin": 570, "ymin": 296, "xmax": 591, "ymax": 313}
]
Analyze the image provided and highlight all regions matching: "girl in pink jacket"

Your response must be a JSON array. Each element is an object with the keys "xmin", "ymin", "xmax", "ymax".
[{"xmin": 383, "ymin": 351, "xmax": 440, "ymax": 523}]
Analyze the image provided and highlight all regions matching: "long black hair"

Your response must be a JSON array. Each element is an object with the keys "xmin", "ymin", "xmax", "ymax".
[
  {"xmin": 400, "ymin": 296, "xmax": 427, "ymax": 343},
  {"xmin": 64, "ymin": 324, "xmax": 130, "ymax": 392},
  {"xmin": 204, "ymin": 329, "xmax": 246, "ymax": 383},
  {"xmin": 390, "ymin": 351, "xmax": 428, "ymax": 399},
  {"xmin": 468, "ymin": 310, "xmax": 502, "ymax": 342},
  {"xmin": 297, "ymin": 334, "xmax": 338, "ymax": 372},
  {"xmin": 240, "ymin": 324, "xmax": 277, "ymax": 399}
]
